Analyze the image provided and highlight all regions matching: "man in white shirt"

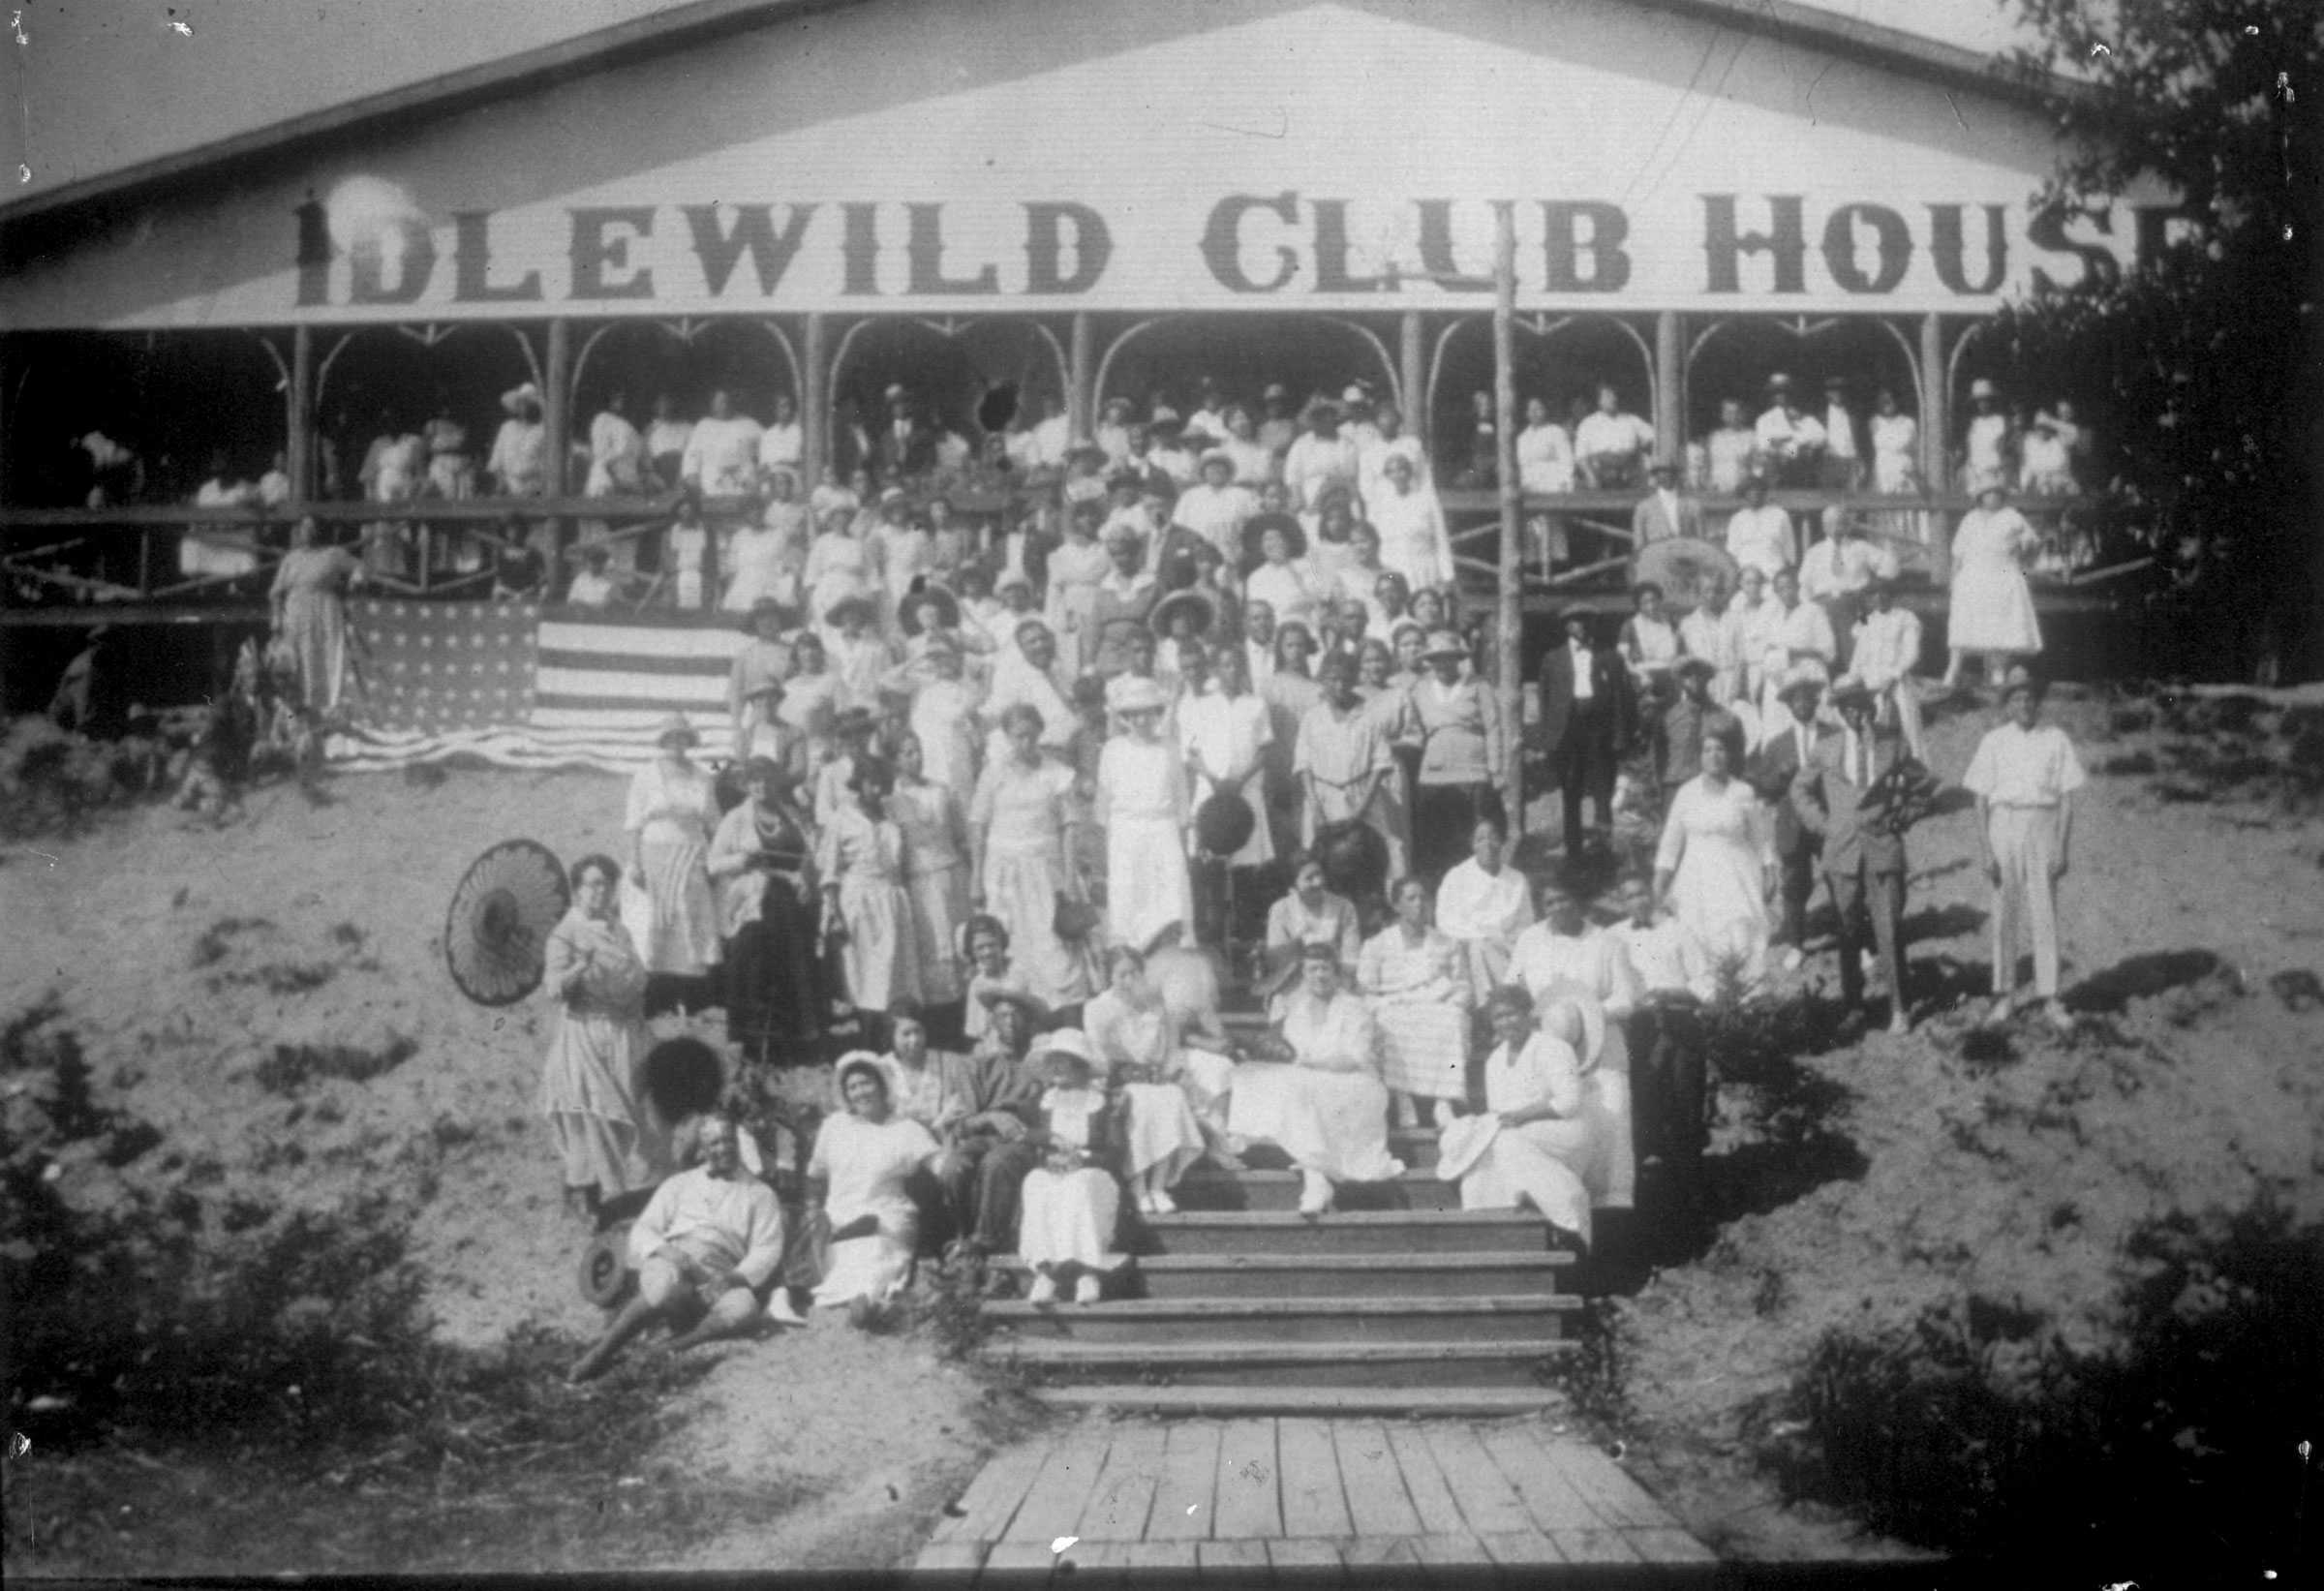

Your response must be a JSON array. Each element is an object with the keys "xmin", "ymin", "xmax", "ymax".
[
  {"xmin": 569, "ymin": 1113, "xmax": 802, "ymax": 1382},
  {"xmin": 1850, "ymin": 579, "xmax": 1925, "ymax": 758},
  {"xmin": 1725, "ymin": 475, "xmax": 1796, "ymax": 582},
  {"xmin": 1281, "ymin": 402, "xmax": 1361, "ymax": 514},
  {"xmin": 1574, "ymin": 384, "xmax": 1656, "ymax": 491},
  {"xmin": 1960, "ymin": 668, "xmax": 2086, "ymax": 1030},
  {"xmin": 1799, "ymin": 519, "xmax": 1899, "ymax": 673},
  {"xmin": 683, "ymin": 388, "xmax": 766, "ymax": 500},
  {"xmin": 1704, "ymin": 398, "xmax": 1758, "ymax": 496},
  {"xmin": 1754, "ymin": 376, "xmax": 1828, "ymax": 488},
  {"xmin": 1721, "ymin": 565, "xmax": 1782, "ymax": 720},
  {"xmin": 1763, "ymin": 569, "xmax": 1838, "ymax": 730},
  {"xmin": 1819, "ymin": 376, "xmax": 1863, "ymax": 490},
  {"xmin": 756, "ymin": 392, "xmax": 804, "ymax": 478}
]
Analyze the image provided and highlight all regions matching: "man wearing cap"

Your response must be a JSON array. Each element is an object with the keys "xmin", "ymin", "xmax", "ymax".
[
  {"xmin": 1960, "ymin": 668, "xmax": 2085, "ymax": 1031},
  {"xmin": 1749, "ymin": 667, "xmax": 1826, "ymax": 969},
  {"xmin": 1575, "ymin": 383, "xmax": 1657, "ymax": 493},
  {"xmin": 1282, "ymin": 402, "xmax": 1361, "ymax": 515},
  {"xmin": 1412, "ymin": 628, "xmax": 1508, "ymax": 879},
  {"xmin": 1175, "ymin": 450, "xmax": 1260, "ymax": 576},
  {"xmin": 681, "ymin": 388, "xmax": 766, "ymax": 501},
  {"xmin": 1657, "ymin": 656, "xmax": 1742, "ymax": 795},
  {"xmin": 1794, "ymin": 677, "xmax": 1935, "ymax": 1034},
  {"xmin": 1724, "ymin": 474, "xmax": 1796, "ymax": 583},
  {"xmin": 1632, "ymin": 460, "xmax": 1704, "ymax": 546},
  {"xmin": 1538, "ymin": 610, "xmax": 1633, "ymax": 860},
  {"xmin": 1754, "ymin": 375, "xmax": 1827, "ymax": 489},
  {"xmin": 1851, "ymin": 578, "xmax": 1926, "ymax": 758}
]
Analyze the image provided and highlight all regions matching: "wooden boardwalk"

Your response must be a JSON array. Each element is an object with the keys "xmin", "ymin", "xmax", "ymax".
[{"xmin": 914, "ymin": 1415, "xmax": 1715, "ymax": 1580}]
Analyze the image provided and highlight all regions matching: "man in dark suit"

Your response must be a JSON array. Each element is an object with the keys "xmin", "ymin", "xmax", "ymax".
[
  {"xmin": 872, "ymin": 383, "xmax": 935, "ymax": 481},
  {"xmin": 1630, "ymin": 460, "xmax": 1705, "ymax": 546},
  {"xmin": 1748, "ymin": 667, "xmax": 1825, "ymax": 969},
  {"xmin": 1537, "ymin": 610, "xmax": 1633, "ymax": 858},
  {"xmin": 1656, "ymin": 656, "xmax": 1741, "ymax": 800},
  {"xmin": 1791, "ymin": 678, "xmax": 1936, "ymax": 1033}
]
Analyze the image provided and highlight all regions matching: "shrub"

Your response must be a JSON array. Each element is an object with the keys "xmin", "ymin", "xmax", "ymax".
[{"xmin": 250, "ymin": 1036, "xmax": 418, "ymax": 1095}]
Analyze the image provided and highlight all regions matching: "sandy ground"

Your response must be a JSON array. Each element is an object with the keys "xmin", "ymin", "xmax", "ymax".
[{"xmin": 5, "ymin": 681, "xmax": 2320, "ymax": 1569}]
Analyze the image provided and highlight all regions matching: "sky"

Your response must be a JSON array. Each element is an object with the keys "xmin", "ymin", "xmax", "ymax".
[{"xmin": 1, "ymin": 0, "xmax": 2039, "ymax": 203}]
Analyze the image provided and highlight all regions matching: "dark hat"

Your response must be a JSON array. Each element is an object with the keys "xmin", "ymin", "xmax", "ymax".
[
  {"xmin": 1998, "ymin": 664, "xmax": 2045, "ymax": 702},
  {"xmin": 740, "ymin": 597, "xmax": 791, "ymax": 633},
  {"xmin": 1151, "ymin": 588, "xmax": 1219, "ymax": 639},
  {"xmin": 1647, "ymin": 459, "xmax": 1682, "ymax": 479},
  {"xmin": 822, "ymin": 594, "xmax": 878, "ymax": 628},
  {"xmin": 898, "ymin": 581, "xmax": 962, "ymax": 637},
  {"xmin": 1674, "ymin": 655, "xmax": 1718, "ymax": 682},
  {"xmin": 833, "ymin": 706, "xmax": 878, "ymax": 738},
  {"xmin": 1828, "ymin": 675, "xmax": 1877, "ymax": 713}
]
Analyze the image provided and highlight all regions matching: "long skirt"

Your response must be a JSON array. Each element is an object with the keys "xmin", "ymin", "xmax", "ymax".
[
  {"xmin": 1018, "ymin": 1166, "xmax": 1129, "ymax": 1271},
  {"xmin": 723, "ymin": 875, "xmax": 824, "ymax": 1055},
  {"xmin": 1582, "ymin": 1070, "xmax": 1636, "ymax": 1209},
  {"xmin": 813, "ymin": 1216, "xmax": 916, "ymax": 1307},
  {"xmin": 1374, "ymin": 1002, "xmax": 1471, "ymax": 1102},
  {"xmin": 1227, "ymin": 1062, "xmax": 1404, "ymax": 1183},
  {"xmin": 836, "ymin": 873, "xmax": 919, "ymax": 1012},
  {"xmin": 626, "ymin": 829, "xmax": 721, "ymax": 976},
  {"xmin": 1178, "ymin": 1047, "xmax": 1238, "ymax": 1131},
  {"xmin": 1117, "ymin": 1081, "xmax": 1206, "ymax": 1185},
  {"xmin": 984, "ymin": 845, "xmax": 1097, "ymax": 1010},
  {"xmin": 1461, "ymin": 1119, "xmax": 1597, "ymax": 1248},
  {"xmin": 538, "ymin": 1010, "xmax": 666, "ymax": 1197},
  {"xmin": 1106, "ymin": 812, "xmax": 1193, "ymax": 951},
  {"xmin": 904, "ymin": 862, "xmax": 970, "ymax": 1005},
  {"xmin": 281, "ymin": 592, "xmax": 347, "ymax": 713}
]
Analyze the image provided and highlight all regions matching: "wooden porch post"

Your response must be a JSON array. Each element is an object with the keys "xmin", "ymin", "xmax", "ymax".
[
  {"xmin": 1918, "ymin": 312, "xmax": 1947, "ymax": 493},
  {"xmin": 1492, "ymin": 206, "xmax": 1526, "ymax": 839},
  {"xmin": 543, "ymin": 319, "xmax": 573, "ymax": 497},
  {"xmin": 1069, "ymin": 311, "xmax": 1095, "ymax": 441},
  {"xmin": 803, "ymin": 312, "xmax": 829, "ymax": 492},
  {"xmin": 1654, "ymin": 310, "xmax": 1683, "ymax": 466},
  {"xmin": 288, "ymin": 323, "xmax": 316, "ymax": 504},
  {"xmin": 1398, "ymin": 310, "xmax": 1425, "ymax": 431}
]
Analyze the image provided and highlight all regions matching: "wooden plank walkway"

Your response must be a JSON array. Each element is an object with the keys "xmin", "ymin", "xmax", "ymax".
[{"xmin": 913, "ymin": 1415, "xmax": 1715, "ymax": 1578}]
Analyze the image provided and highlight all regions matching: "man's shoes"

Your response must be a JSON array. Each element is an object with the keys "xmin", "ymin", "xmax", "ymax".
[
  {"xmin": 1074, "ymin": 1272, "xmax": 1104, "ymax": 1306},
  {"xmin": 767, "ymin": 1290, "xmax": 808, "ymax": 1329},
  {"xmin": 1026, "ymin": 1271, "xmax": 1059, "ymax": 1306}
]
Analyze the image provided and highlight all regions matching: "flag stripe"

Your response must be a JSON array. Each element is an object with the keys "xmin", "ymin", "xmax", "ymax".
[{"xmin": 535, "ymin": 647, "xmax": 730, "ymax": 678}]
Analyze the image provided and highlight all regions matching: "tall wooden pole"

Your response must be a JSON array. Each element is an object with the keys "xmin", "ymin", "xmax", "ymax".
[
  {"xmin": 543, "ymin": 317, "xmax": 573, "ymax": 567},
  {"xmin": 1492, "ymin": 204, "xmax": 1525, "ymax": 838},
  {"xmin": 1069, "ymin": 311, "xmax": 1095, "ymax": 442},
  {"xmin": 287, "ymin": 323, "xmax": 316, "ymax": 505},
  {"xmin": 803, "ymin": 312, "xmax": 829, "ymax": 493}
]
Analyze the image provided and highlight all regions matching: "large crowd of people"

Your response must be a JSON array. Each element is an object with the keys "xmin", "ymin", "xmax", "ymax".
[{"xmin": 515, "ymin": 368, "xmax": 2094, "ymax": 1378}]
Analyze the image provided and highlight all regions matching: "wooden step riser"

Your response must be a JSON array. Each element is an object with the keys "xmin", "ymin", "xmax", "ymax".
[
  {"xmin": 1174, "ymin": 1178, "xmax": 1462, "ymax": 1213},
  {"xmin": 1029, "ymin": 1386, "xmax": 1565, "ymax": 1419},
  {"xmin": 988, "ymin": 1355, "xmax": 1567, "ymax": 1390},
  {"xmin": 1133, "ymin": 1265, "xmax": 1571, "ymax": 1300},
  {"xmin": 991, "ymin": 1310, "xmax": 1571, "ymax": 1346},
  {"xmin": 1147, "ymin": 1219, "xmax": 1548, "ymax": 1257}
]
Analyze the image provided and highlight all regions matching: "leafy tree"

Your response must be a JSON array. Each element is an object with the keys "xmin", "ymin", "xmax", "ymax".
[{"xmin": 1989, "ymin": 1, "xmax": 2321, "ymax": 681}]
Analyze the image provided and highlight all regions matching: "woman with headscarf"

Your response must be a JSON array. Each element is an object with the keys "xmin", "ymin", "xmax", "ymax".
[
  {"xmin": 267, "ymin": 515, "xmax": 363, "ymax": 713},
  {"xmin": 623, "ymin": 715, "xmax": 723, "ymax": 994},
  {"xmin": 890, "ymin": 731, "xmax": 972, "ymax": 1014},
  {"xmin": 817, "ymin": 756, "xmax": 922, "ymax": 1026},
  {"xmin": 810, "ymin": 1056, "xmax": 944, "ymax": 1325},
  {"xmin": 1083, "ymin": 946, "xmax": 1209, "ymax": 1216},
  {"xmin": 969, "ymin": 703, "xmax": 1098, "ymax": 1015},
  {"xmin": 707, "ymin": 758, "xmax": 823, "ymax": 1064},
  {"xmin": 539, "ymin": 854, "xmax": 669, "ymax": 1219}
]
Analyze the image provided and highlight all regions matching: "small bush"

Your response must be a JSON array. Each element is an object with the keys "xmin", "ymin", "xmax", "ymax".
[
  {"xmin": 188, "ymin": 918, "xmax": 274, "ymax": 970},
  {"xmin": 251, "ymin": 1036, "xmax": 418, "ymax": 1096},
  {"xmin": 1536, "ymin": 1296, "xmax": 1636, "ymax": 1436}
]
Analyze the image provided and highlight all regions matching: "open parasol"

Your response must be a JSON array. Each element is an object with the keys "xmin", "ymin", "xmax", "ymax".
[
  {"xmin": 1632, "ymin": 536, "xmax": 1739, "ymax": 613},
  {"xmin": 443, "ymin": 839, "xmax": 569, "ymax": 1005}
]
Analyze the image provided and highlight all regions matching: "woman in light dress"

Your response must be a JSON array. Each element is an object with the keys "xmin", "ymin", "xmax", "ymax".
[
  {"xmin": 1083, "ymin": 947, "xmax": 1209, "ymax": 1215},
  {"xmin": 809, "ymin": 1057, "xmax": 944, "ymax": 1325},
  {"xmin": 1228, "ymin": 942, "xmax": 1405, "ymax": 1214},
  {"xmin": 267, "ymin": 515, "xmax": 362, "ymax": 713},
  {"xmin": 968, "ymin": 704, "xmax": 1099, "ymax": 1015},
  {"xmin": 1652, "ymin": 726, "xmax": 1776, "ymax": 988},
  {"xmin": 622, "ymin": 715, "xmax": 723, "ymax": 990},
  {"xmin": 1358, "ymin": 876, "xmax": 1474, "ymax": 1129},
  {"xmin": 1869, "ymin": 388, "xmax": 1925, "ymax": 546},
  {"xmin": 1095, "ymin": 676, "xmax": 1192, "ymax": 953},
  {"xmin": 1045, "ymin": 502, "xmax": 1114, "ymax": 677},
  {"xmin": 1261, "ymin": 852, "xmax": 1363, "ymax": 1012},
  {"xmin": 719, "ymin": 504, "xmax": 791, "ymax": 615},
  {"xmin": 889, "ymin": 732, "xmax": 971, "ymax": 1010},
  {"xmin": 1942, "ymin": 483, "xmax": 2044, "ymax": 690},
  {"xmin": 1352, "ymin": 637, "xmax": 1419, "ymax": 877},
  {"xmin": 1453, "ymin": 988, "xmax": 1599, "ymax": 1249},
  {"xmin": 805, "ymin": 505, "xmax": 875, "ymax": 627},
  {"xmin": 1433, "ymin": 815, "xmax": 1537, "ymax": 1002},
  {"xmin": 1015, "ymin": 1030, "xmax": 1130, "ymax": 1306},
  {"xmin": 539, "ymin": 855, "xmax": 669, "ymax": 1218},
  {"xmin": 816, "ymin": 756, "xmax": 922, "ymax": 1026}
]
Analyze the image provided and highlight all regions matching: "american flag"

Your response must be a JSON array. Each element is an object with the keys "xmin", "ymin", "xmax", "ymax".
[{"xmin": 329, "ymin": 600, "xmax": 749, "ymax": 775}]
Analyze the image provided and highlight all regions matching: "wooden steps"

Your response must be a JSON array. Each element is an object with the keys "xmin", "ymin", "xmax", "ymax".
[
  {"xmin": 994, "ymin": 1249, "xmax": 1577, "ymax": 1300},
  {"xmin": 986, "ymin": 1293, "xmax": 1582, "ymax": 1345},
  {"xmin": 983, "ymin": 1335, "xmax": 1575, "ymax": 1388},
  {"xmin": 1171, "ymin": 1166, "xmax": 1460, "ymax": 1211},
  {"xmin": 1139, "ymin": 1207, "xmax": 1551, "ymax": 1256},
  {"xmin": 1026, "ymin": 1385, "xmax": 1565, "ymax": 1418}
]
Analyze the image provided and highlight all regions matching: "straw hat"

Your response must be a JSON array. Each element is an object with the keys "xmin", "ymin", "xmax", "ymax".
[
  {"xmin": 655, "ymin": 712, "xmax": 699, "ymax": 749},
  {"xmin": 1777, "ymin": 665, "xmax": 1826, "ymax": 706},
  {"xmin": 1108, "ymin": 675, "xmax": 1171, "ymax": 718},
  {"xmin": 1422, "ymin": 629, "xmax": 1468, "ymax": 660},
  {"xmin": 501, "ymin": 382, "xmax": 544, "ymax": 414}
]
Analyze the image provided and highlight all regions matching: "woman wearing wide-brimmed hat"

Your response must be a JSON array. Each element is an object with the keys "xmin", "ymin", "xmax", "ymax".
[
  {"xmin": 487, "ymin": 382, "xmax": 549, "ymax": 497},
  {"xmin": 1095, "ymin": 674, "xmax": 1193, "ymax": 952},
  {"xmin": 1409, "ymin": 628, "xmax": 1507, "ymax": 881},
  {"xmin": 623, "ymin": 714, "xmax": 724, "ymax": 989}
]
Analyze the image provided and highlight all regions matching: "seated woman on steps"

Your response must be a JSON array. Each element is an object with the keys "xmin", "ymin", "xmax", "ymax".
[
  {"xmin": 1014, "ymin": 1029, "xmax": 1130, "ymax": 1306},
  {"xmin": 1083, "ymin": 945, "xmax": 1212, "ymax": 1216},
  {"xmin": 1443, "ymin": 987, "xmax": 1599, "ymax": 1251},
  {"xmin": 1227, "ymin": 939, "xmax": 1406, "ymax": 1215}
]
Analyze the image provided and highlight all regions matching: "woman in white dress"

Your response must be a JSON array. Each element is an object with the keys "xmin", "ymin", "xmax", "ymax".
[
  {"xmin": 622, "ymin": 716, "xmax": 723, "ymax": 986},
  {"xmin": 1455, "ymin": 988, "xmax": 1598, "ymax": 1249},
  {"xmin": 816, "ymin": 757, "xmax": 922, "ymax": 1023},
  {"xmin": 1942, "ymin": 483, "xmax": 2044, "ymax": 689},
  {"xmin": 1044, "ymin": 502, "xmax": 1114, "ymax": 678},
  {"xmin": 719, "ymin": 510, "xmax": 790, "ymax": 615},
  {"xmin": 1652, "ymin": 727, "xmax": 1776, "ymax": 988},
  {"xmin": 1358, "ymin": 876, "xmax": 1474, "ymax": 1129},
  {"xmin": 810, "ymin": 1058, "xmax": 944, "ymax": 1324},
  {"xmin": 1246, "ymin": 523, "xmax": 1321, "ymax": 634},
  {"xmin": 1355, "ymin": 638, "xmax": 1420, "ymax": 877},
  {"xmin": 968, "ymin": 704, "xmax": 1099, "ymax": 1014},
  {"xmin": 539, "ymin": 855, "xmax": 669, "ymax": 1218},
  {"xmin": 1015, "ymin": 1031, "xmax": 1130, "ymax": 1305},
  {"xmin": 1433, "ymin": 814, "xmax": 1537, "ymax": 1002},
  {"xmin": 889, "ymin": 732, "xmax": 971, "ymax": 1011},
  {"xmin": 1083, "ymin": 947, "xmax": 1209, "ymax": 1214},
  {"xmin": 805, "ymin": 505, "xmax": 875, "ymax": 627},
  {"xmin": 1095, "ymin": 676, "xmax": 1192, "ymax": 953},
  {"xmin": 1229, "ymin": 943, "xmax": 1406, "ymax": 1214},
  {"xmin": 1261, "ymin": 852, "xmax": 1362, "ymax": 1011},
  {"xmin": 1869, "ymin": 388, "xmax": 1925, "ymax": 546}
]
